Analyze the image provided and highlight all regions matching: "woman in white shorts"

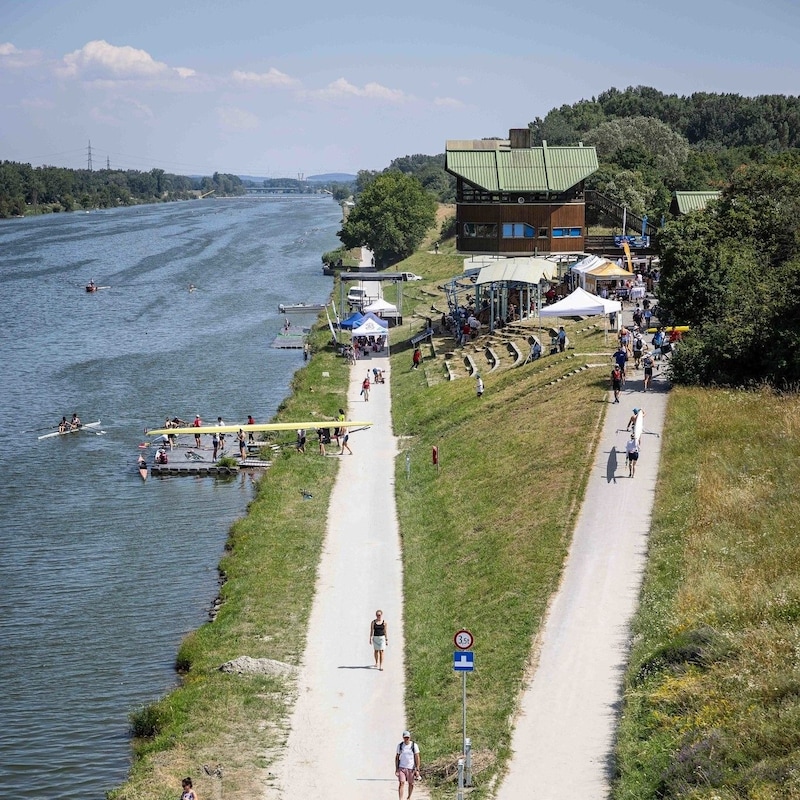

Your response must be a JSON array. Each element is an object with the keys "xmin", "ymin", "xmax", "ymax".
[{"xmin": 369, "ymin": 610, "xmax": 388, "ymax": 670}]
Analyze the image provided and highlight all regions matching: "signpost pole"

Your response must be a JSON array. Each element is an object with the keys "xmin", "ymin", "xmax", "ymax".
[{"xmin": 462, "ymin": 671, "xmax": 467, "ymax": 755}]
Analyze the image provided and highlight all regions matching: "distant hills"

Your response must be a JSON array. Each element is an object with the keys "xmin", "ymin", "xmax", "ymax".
[{"xmin": 236, "ymin": 173, "xmax": 356, "ymax": 184}]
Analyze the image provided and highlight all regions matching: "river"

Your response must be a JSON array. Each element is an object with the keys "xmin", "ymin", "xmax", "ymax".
[{"xmin": 0, "ymin": 196, "xmax": 342, "ymax": 799}]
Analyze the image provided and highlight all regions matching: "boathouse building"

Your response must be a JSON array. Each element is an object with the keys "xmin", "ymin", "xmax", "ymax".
[{"xmin": 445, "ymin": 129, "xmax": 599, "ymax": 257}]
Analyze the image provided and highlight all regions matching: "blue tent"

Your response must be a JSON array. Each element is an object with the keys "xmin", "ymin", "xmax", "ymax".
[
  {"xmin": 339, "ymin": 312, "xmax": 365, "ymax": 330},
  {"xmin": 361, "ymin": 311, "xmax": 389, "ymax": 328}
]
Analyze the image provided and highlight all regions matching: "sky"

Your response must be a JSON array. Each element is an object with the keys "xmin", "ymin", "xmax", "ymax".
[{"xmin": 1, "ymin": 0, "xmax": 799, "ymax": 178}]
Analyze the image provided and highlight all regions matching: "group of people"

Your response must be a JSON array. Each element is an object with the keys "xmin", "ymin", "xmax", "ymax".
[
  {"xmin": 298, "ymin": 409, "xmax": 353, "ymax": 456},
  {"xmin": 57, "ymin": 413, "xmax": 82, "ymax": 432}
]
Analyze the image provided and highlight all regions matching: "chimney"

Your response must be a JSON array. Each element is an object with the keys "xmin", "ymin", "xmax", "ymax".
[{"xmin": 509, "ymin": 128, "xmax": 532, "ymax": 149}]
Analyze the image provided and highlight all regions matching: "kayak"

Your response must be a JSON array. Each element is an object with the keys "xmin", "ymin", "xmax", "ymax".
[{"xmin": 38, "ymin": 421, "xmax": 103, "ymax": 440}]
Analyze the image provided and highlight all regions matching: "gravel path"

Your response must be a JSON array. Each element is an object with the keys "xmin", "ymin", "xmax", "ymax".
[
  {"xmin": 274, "ymin": 351, "xmax": 429, "ymax": 800},
  {"xmin": 495, "ymin": 352, "xmax": 669, "ymax": 799}
]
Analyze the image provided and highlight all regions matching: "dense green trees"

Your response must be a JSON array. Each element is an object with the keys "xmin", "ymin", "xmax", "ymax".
[
  {"xmin": 0, "ymin": 161, "xmax": 243, "ymax": 218},
  {"xmin": 531, "ymin": 86, "xmax": 800, "ymax": 224},
  {"xmin": 338, "ymin": 171, "xmax": 436, "ymax": 267},
  {"xmin": 659, "ymin": 162, "xmax": 800, "ymax": 387}
]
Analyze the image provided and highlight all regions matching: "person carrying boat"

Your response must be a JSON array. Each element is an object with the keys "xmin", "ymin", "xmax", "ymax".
[
  {"xmin": 247, "ymin": 414, "xmax": 256, "ymax": 442},
  {"xmin": 192, "ymin": 415, "xmax": 202, "ymax": 448},
  {"xmin": 70, "ymin": 413, "xmax": 82, "ymax": 429}
]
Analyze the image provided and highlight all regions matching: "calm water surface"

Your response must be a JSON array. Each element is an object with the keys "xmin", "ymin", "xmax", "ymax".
[{"xmin": 0, "ymin": 197, "xmax": 342, "ymax": 799}]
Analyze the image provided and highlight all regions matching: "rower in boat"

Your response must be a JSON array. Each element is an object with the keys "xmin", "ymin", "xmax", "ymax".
[
  {"xmin": 70, "ymin": 413, "xmax": 82, "ymax": 430},
  {"xmin": 58, "ymin": 416, "xmax": 69, "ymax": 433},
  {"xmin": 86, "ymin": 280, "xmax": 97, "ymax": 293}
]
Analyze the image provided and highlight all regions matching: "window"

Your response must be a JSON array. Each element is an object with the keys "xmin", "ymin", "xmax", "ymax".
[
  {"xmin": 502, "ymin": 223, "xmax": 536, "ymax": 238},
  {"xmin": 538, "ymin": 227, "xmax": 549, "ymax": 238},
  {"xmin": 552, "ymin": 227, "xmax": 582, "ymax": 238},
  {"xmin": 463, "ymin": 223, "xmax": 498, "ymax": 238}
]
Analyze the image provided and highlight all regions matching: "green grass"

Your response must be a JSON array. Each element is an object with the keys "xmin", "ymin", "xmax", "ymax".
[
  {"xmin": 613, "ymin": 387, "xmax": 800, "ymax": 800},
  {"xmin": 390, "ymin": 332, "xmax": 608, "ymax": 793},
  {"xmin": 112, "ymin": 225, "xmax": 800, "ymax": 800},
  {"xmin": 109, "ymin": 322, "xmax": 352, "ymax": 800}
]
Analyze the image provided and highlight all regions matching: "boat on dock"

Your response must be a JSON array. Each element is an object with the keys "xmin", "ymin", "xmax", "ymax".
[{"xmin": 279, "ymin": 302, "xmax": 325, "ymax": 314}]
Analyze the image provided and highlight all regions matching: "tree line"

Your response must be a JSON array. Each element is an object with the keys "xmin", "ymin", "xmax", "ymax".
[{"xmin": 0, "ymin": 162, "xmax": 245, "ymax": 217}]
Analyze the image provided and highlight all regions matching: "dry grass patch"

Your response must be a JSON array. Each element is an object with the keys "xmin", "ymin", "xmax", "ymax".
[{"xmin": 615, "ymin": 387, "xmax": 800, "ymax": 800}]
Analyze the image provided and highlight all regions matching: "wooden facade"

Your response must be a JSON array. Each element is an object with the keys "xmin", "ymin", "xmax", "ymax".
[{"xmin": 446, "ymin": 132, "xmax": 599, "ymax": 256}]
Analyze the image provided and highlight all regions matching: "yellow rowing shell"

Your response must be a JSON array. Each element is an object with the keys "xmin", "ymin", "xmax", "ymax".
[{"xmin": 146, "ymin": 421, "xmax": 373, "ymax": 436}]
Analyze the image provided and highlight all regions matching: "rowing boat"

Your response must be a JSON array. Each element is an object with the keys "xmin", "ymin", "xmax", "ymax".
[
  {"xmin": 38, "ymin": 421, "xmax": 103, "ymax": 440},
  {"xmin": 633, "ymin": 410, "xmax": 644, "ymax": 448},
  {"xmin": 137, "ymin": 456, "xmax": 148, "ymax": 481},
  {"xmin": 279, "ymin": 303, "xmax": 325, "ymax": 314}
]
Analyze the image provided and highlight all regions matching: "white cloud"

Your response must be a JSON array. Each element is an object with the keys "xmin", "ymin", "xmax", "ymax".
[
  {"xmin": 232, "ymin": 68, "xmax": 299, "ymax": 88},
  {"xmin": 310, "ymin": 77, "xmax": 410, "ymax": 103},
  {"xmin": 217, "ymin": 106, "xmax": 260, "ymax": 132},
  {"xmin": 21, "ymin": 97, "xmax": 55, "ymax": 110},
  {"xmin": 434, "ymin": 96, "xmax": 465, "ymax": 108},
  {"xmin": 56, "ymin": 40, "xmax": 194, "ymax": 84},
  {"xmin": 0, "ymin": 42, "xmax": 41, "ymax": 68}
]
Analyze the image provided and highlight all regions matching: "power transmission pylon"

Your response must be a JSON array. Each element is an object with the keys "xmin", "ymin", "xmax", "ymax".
[{"xmin": 87, "ymin": 140, "xmax": 93, "ymax": 171}]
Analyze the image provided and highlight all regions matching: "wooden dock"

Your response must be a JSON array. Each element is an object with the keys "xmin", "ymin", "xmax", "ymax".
[{"xmin": 144, "ymin": 435, "xmax": 273, "ymax": 477}]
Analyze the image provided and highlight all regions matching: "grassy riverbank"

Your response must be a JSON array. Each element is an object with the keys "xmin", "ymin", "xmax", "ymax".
[
  {"xmin": 112, "ymin": 237, "xmax": 800, "ymax": 800},
  {"xmin": 614, "ymin": 388, "xmax": 800, "ymax": 799},
  {"xmin": 110, "ymin": 324, "xmax": 352, "ymax": 800}
]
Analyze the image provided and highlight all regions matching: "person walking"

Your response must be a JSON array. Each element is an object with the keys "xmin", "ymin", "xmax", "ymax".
[
  {"xmin": 476, "ymin": 374, "xmax": 484, "ymax": 398},
  {"xmin": 613, "ymin": 345, "xmax": 628, "ymax": 385},
  {"xmin": 296, "ymin": 428, "xmax": 306, "ymax": 454},
  {"xmin": 557, "ymin": 325, "xmax": 566, "ymax": 352},
  {"xmin": 339, "ymin": 425, "xmax": 352, "ymax": 455},
  {"xmin": 212, "ymin": 431, "xmax": 220, "ymax": 460},
  {"xmin": 237, "ymin": 428, "xmax": 247, "ymax": 461},
  {"xmin": 642, "ymin": 350, "xmax": 654, "ymax": 391},
  {"xmin": 412, "ymin": 346, "xmax": 421, "ymax": 370},
  {"xmin": 361, "ymin": 375, "xmax": 371, "ymax": 402},
  {"xmin": 610, "ymin": 364, "xmax": 622, "ymax": 403},
  {"xmin": 369, "ymin": 609, "xmax": 388, "ymax": 670},
  {"xmin": 395, "ymin": 732, "xmax": 421, "ymax": 800},
  {"xmin": 625, "ymin": 433, "xmax": 640, "ymax": 477}
]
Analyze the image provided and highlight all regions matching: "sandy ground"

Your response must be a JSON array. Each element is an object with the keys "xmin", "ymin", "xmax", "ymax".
[
  {"xmin": 495, "ymin": 342, "xmax": 669, "ymax": 799},
  {"xmin": 274, "ymin": 348, "xmax": 429, "ymax": 800}
]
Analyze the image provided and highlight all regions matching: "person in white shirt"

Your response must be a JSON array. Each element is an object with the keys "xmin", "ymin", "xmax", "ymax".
[{"xmin": 395, "ymin": 731, "xmax": 421, "ymax": 800}]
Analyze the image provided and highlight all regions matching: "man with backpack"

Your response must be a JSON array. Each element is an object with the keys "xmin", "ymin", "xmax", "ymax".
[{"xmin": 395, "ymin": 731, "xmax": 421, "ymax": 800}]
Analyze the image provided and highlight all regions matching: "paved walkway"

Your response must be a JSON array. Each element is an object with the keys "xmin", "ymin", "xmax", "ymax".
[
  {"xmin": 275, "ymin": 350, "xmax": 428, "ymax": 800},
  {"xmin": 496, "ymin": 321, "xmax": 669, "ymax": 799}
]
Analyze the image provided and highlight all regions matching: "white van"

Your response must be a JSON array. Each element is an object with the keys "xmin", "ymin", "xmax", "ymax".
[{"xmin": 347, "ymin": 287, "xmax": 367, "ymax": 305}]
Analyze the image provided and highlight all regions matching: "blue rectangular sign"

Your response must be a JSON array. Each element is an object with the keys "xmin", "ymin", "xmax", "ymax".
[{"xmin": 453, "ymin": 651, "xmax": 475, "ymax": 672}]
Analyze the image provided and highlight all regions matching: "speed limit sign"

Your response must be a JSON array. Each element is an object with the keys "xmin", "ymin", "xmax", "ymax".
[{"xmin": 454, "ymin": 629, "xmax": 474, "ymax": 650}]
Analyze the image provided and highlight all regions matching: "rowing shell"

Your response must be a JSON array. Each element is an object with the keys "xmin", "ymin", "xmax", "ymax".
[
  {"xmin": 145, "ymin": 420, "xmax": 373, "ymax": 436},
  {"xmin": 137, "ymin": 457, "xmax": 148, "ymax": 481},
  {"xmin": 633, "ymin": 411, "xmax": 644, "ymax": 447},
  {"xmin": 38, "ymin": 421, "xmax": 103, "ymax": 440}
]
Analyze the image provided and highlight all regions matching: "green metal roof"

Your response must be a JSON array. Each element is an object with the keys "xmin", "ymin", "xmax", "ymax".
[
  {"xmin": 673, "ymin": 191, "xmax": 721, "ymax": 214},
  {"xmin": 445, "ymin": 140, "xmax": 598, "ymax": 193}
]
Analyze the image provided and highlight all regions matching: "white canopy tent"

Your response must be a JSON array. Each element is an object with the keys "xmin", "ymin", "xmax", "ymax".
[
  {"xmin": 540, "ymin": 287, "xmax": 621, "ymax": 317},
  {"xmin": 350, "ymin": 317, "xmax": 389, "ymax": 338},
  {"xmin": 539, "ymin": 287, "xmax": 621, "ymax": 341},
  {"xmin": 362, "ymin": 298, "xmax": 398, "ymax": 314}
]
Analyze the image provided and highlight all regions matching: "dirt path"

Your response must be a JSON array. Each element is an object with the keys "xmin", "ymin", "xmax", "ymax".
[
  {"xmin": 274, "ymin": 351, "xmax": 429, "ymax": 800},
  {"xmin": 495, "ymin": 356, "xmax": 669, "ymax": 799}
]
